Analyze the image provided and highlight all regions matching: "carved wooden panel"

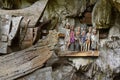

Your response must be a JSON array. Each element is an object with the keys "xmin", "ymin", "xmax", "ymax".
[{"xmin": 0, "ymin": 15, "xmax": 11, "ymax": 53}]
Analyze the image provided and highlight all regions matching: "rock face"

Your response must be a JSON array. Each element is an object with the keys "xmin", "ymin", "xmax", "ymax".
[
  {"xmin": 42, "ymin": 0, "xmax": 120, "ymax": 80},
  {"xmin": 92, "ymin": 0, "xmax": 112, "ymax": 28},
  {"xmin": 42, "ymin": 0, "xmax": 96, "ymax": 29},
  {"xmin": 0, "ymin": 0, "xmax": 39, "ymax": 9},
  {"xmin": 95, "ymin": 48, "xmax": 120, "ymax": 80},
  {"xmin": 17, "ymin": 67, "xmax": 53, "ymax": 80},
  {"xmin": 112, "ymin": 0, "xmax": 120, "ymax": 12}
]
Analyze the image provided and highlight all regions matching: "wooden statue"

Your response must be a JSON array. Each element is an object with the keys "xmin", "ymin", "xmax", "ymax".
[
  {"xmin": 69, "ymin": 26, "xmax": 75, "ymax": 51},
  {"xmin": 64, "ymin": 23, "xmax": 70, "ymax": 50},
  {"xmin": 91, "ymin": 28, "xmax": 99, "ymax": 50},
  {"xmin": 80, "ymin": 30, "xmax": 86, "ymax": 51},
  {"xmin": 86, "ymin": 27, "xmax": 92, "ymax": 51},
  {"xmin": 75, "ymin": 27, "xmax": 81, "ymax": 51}
]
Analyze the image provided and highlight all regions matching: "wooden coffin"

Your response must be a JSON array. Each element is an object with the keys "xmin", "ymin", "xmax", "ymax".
[
  {"xmin": 0, "ymin": 45, "xmax": 52, "ymax": 80},
  {"xmin": 0, "ymin": 0, "xmax": 48, "ymax": 28}
]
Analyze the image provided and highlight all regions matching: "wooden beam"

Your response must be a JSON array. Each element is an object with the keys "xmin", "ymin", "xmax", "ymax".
[
  {"xmin": 8, "ymin": 16, "xmax": 23, "ymax": 46},
  {"xmin": 0, "ymin": 15, "xmax": 11, "ymax": 53},
  {"xmin": 59, "ymin": 51, "xmax": 99, "ymax": 57}
]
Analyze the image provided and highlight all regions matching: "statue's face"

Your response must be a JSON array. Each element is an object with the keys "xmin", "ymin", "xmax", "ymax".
[
  {"xmin": 89, "ymin": 27, "xmax": 92, "ymax": 32},
  {"xmin": 82, "ymin": 31, "xmax": 85, "ymax": 35},
  {"xmin": 77, "ymin": 27, "xmax": 81, "ymax": 32},
  {"xmin": 70, "ymin": 26, "xmax": 74, "ymax": 31},
  {"xmin": 93, "ymin": 30, "xmax": 97, "ymax": 35},
  {"xmin": 66, "ymin": 24, "xmax": 70, "ymax": 29}
]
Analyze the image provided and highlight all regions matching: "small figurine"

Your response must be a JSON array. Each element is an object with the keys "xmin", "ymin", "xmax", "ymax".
[
  {"xmin": 69, "ymin": 26, "xmax": 75, "ymax": 51},
  {"xmin": 86, "ymin": 27, "xmax": 92, "ymax": 51},
  {"xmin": 75, "ymin": 27, "xmax": 81, "ymax": 51},
  {"xmin": 64, "ymin": 23, "xmax": 70, "ymax": 50},
  {"xmin": 91, "ymin": 28, "xmax": 99, "ymax": 51},
  {"xmin": 80, "ymin": 30, "xmax": 86, "ymax": 51}
]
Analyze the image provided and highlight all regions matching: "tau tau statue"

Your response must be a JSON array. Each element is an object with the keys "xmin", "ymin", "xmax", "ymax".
[
  {"xmin": 80, "ymin": 30, "xmax": 86, "ymax": 51},
  {"xmin": 86, "ymin": 27, "xmax": 92, "ymax": 51},
  {"xmin": 75, "ymin": 27, "xmax": 81, "ymax": 51},
  {"xmin": 62, "ymin": 22, "xmax": 99, "ymax": 52},
  {"xmin": 64, "ymin": 23, "xmax": 70, "ymax": 50},
  {"xmin": 91, "ymin": 28, "xmax": 99, "ymax": 51},
  {"xmin": 69, "ymin": 26, "xmax": 75, "ymax": 51}
]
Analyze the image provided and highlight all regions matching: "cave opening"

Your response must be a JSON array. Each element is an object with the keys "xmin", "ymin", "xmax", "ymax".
[
  {"xmin": 79, "ymin": 3, "xmax": 95, "ymax": 26},
  {"xmin": 99, "ymin": 28, "xmax": 110, "ymax": 39},
  {"xmin": 113, "ymin": 73, "xmax": 120, "ymax": 80}
]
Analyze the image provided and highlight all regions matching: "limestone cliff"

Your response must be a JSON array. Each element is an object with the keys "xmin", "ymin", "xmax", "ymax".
[
  {"xmin": 92, "ymin": 0, "xmax": 112, "ymax": 28},
  {"xmin": 18, "ymin": 0, "xmax": 120, "ymax": 80},
  {"xmin": 41, "ymin": 0, "xmax": 120, "ymax": 80}
]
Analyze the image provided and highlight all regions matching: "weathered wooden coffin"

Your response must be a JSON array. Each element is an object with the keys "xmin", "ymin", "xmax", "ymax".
[
  {"xmin": 0, "ymin": 0, "xmax": 48, "ymax": 28},
  {"xmin": 0, "ymin": 45, "xmax": 52, "ymax": 80},
  {"xmin": 0, "ymin": 0, "xmax": 49, "ymax": 54}
]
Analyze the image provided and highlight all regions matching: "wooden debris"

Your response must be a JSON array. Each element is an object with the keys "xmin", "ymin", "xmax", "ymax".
[
  {"xmin": 0, "ymin": 27, "xmax": 58, "ymax": 80},
  {"xmin": 0, "ymin": 45, "xmax": 52, "ymax": 80},
  {"xmin": 8, "ymin": 16, "xmax": 23, "ymax": 45},
  {"xmin": 19, "ymin": 19, "xmax": 30, "ymax": 44},
  {"xmin": 32, "ymin": 19, "xmax": 51, "ymax": 44},
  {"xmin": 0, "ymin": 15, "xmax": 11, "ymax": 53},
  {"xmin": 59, "ymin": 51, "xmax": 99, "ymax": 57},
  {"xmin": 58, "ymin": 33, "xmax": 65, "ymax": 38}
]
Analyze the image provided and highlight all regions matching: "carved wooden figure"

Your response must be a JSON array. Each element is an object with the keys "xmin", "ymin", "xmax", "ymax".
[
  {"xmin": 80, "ymin": 30, "xmax": 86, "ymax": 51},
  {"xmin": 75, "ymin": 27, "xmax": 81, "ymax": 51},
  {"xmin": 69, "ymin": 26, "xmax": 75, "ymax": 51},
  {"xmin": 91, "ymin": 29, "xmax": 99, "ymax": 50},
  {"xmin": 86, "ymin": 27, "xmax": 92, "ymax": 51},
  {"xmin": 64, "ymin": 23, "xmax": 70, "ymax": 50}
]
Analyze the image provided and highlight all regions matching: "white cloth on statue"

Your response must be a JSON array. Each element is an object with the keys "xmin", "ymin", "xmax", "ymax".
[
  {"xmin": 65, "ymin": 29, "xmax": 70, "ymax": 43},
  {"xmin": 91, "ymin": 34, "xmax": 98, "ymax": 49}
]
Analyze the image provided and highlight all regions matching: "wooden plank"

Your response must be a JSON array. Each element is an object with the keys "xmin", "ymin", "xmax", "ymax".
[
  {"xmin": 8, "ymin": 16, "xmax": 23, "ymax": 45},
  {"xmin": 0, "ymin": 42, "xmax": 8, "ymax": 54},
  {"xmin": 0, "ymin": 45, "xmax": 52, "ymax": 80},
  {"xmin": 59, "ymin": 51, "xmax": 99, "ymax": 57},
  {"xmin": 9, "ymin": 16, "xmax": 23, "ymax": 40},
  {"xmin": 0, "ymin": 15, "xmax": 23, "ymax": 53},
  {"xmin": 58, "ymin": 33, "xmax": 65, "ymax": 38},
  {"xmin": 0, "ymin": 15, "xmax": 11, "ymax": 41},
  {"xmin": 0, "ymin": 15, "xmax": 11, "ymax": 53}
]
